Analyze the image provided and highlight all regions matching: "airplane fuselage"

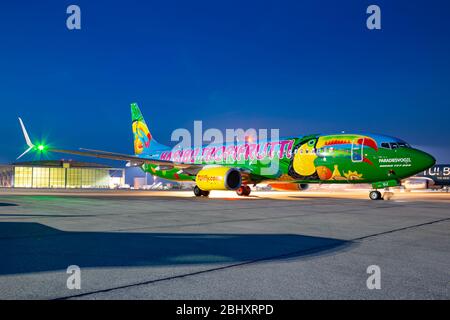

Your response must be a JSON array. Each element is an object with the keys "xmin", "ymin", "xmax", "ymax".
[{"xmin": 141, "ymin": 133, "xmax": 435, "ymax": 188}]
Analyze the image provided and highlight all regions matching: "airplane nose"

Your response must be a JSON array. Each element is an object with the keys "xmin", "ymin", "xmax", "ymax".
[{"xmin": 418, "ymin": 150, "xmax": 436, "ymax": 170}]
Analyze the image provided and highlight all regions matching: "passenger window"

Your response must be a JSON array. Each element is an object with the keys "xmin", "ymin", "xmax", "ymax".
[
  {"xmin": 381, "ymin": 143, "xmax": 390, "ymax": 149},
  {"xmin": 398, "ymin": 143, "xmax": 407, "ymax": 148},
  {"xmin": 390, "ymin": 143, "xmax": 399, "ymax": 149}
]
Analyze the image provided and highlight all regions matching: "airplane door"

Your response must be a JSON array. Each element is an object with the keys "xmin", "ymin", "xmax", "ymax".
[{"xmin": 351, "ymin": 138, "xmax": 363, "ymax": 162}]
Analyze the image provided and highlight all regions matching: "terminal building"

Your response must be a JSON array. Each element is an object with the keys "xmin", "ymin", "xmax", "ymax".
[{"xmin": 0, "ymin": 160, "xmax": 125, "ymax": 189}]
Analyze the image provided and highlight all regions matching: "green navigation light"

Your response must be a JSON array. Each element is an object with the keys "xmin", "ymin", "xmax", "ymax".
[{"xmin": 38, "ymin": 145, "xmax": 45, "ymax": 151}]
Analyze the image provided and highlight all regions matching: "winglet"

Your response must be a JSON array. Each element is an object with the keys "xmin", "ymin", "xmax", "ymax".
[{"xmin": 17, "ymin": 117, "xmax": 35, "ymax": 160}]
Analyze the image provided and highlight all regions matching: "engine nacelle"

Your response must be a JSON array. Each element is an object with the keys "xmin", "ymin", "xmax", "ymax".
[
  {"xmin": 195, "ymin": 166, "xmax": 242, "ymax": 191},
  {"xmin": 269, "ymin": 183, "xmax": 309, "ymax": 191}
]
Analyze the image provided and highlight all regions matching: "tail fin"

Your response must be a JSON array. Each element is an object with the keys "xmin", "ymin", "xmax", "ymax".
[{"xmin": 131, "ymin": 103, "xmax": 168, "ymax": 155}]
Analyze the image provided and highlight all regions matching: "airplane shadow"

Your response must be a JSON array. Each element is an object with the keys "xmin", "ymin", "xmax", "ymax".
[{"xmin": 0, "ymin": 222, "xmax": 352, "ymax": 275}]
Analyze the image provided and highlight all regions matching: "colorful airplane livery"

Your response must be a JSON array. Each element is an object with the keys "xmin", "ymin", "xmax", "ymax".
[{"xmin": 18, "ymin": 103, "xmax": 436, "ymax": 200}]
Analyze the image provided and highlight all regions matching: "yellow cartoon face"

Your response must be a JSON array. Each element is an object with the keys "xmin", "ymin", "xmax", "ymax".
[{"xmin": 293, "ymin": 139, "xmax": 317, "ymax": 176}]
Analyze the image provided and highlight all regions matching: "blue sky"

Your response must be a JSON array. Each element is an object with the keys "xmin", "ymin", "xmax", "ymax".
[{"xmin": 0, "ymin": 0, "xmax": 449, "ymax": 165}]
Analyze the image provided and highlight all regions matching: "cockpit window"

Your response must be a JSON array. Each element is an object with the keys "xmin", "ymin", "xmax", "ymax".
[
  {"xmin": 390, "ymin": 143, "xmax": 399, "ymax": 149},
  {"xmin": 381, "ymin": 142, "xmax": 410, "ymax": 150}
]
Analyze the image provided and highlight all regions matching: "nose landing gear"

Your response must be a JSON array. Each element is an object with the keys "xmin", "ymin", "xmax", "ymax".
[
  {"xmin": 369, "ymin": 188, "xmax": 395, "ymax": 200},
  {"xmin": 369, "ymin": 190, "xmax": 382, "ymax": 200}
]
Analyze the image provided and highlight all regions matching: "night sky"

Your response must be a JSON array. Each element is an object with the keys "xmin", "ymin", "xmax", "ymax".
[{"xmin": 0, "ymin": 0, "xmax": 449, "ymax": 166}]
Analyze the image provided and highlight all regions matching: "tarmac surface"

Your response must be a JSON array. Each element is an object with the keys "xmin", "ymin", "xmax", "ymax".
[{"xmin": 0, "ymin": 188, "xmax": 449, "ymax": 299}]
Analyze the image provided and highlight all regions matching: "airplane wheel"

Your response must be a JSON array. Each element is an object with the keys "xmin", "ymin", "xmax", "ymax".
[
  {"xmin": 236, "ymin": 186, "xmax": 245, "ymax": 196},
  {"xmin": 369, "ymin": 191, "xmax": 382, "ymax": 200},
  {"xmin": 194, "ymin": 186, "xmax": 203, "ymax": 197},
  {"xmin": 237, "ymin": 186, "xmax": 251, "ymax": 196},
  {"xmin": 201, "ymin": 190, "xmax": 210, "ymax": 197}
]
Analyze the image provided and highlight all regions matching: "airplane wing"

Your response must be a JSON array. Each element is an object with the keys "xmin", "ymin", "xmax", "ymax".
[
  {"xmin": 17, "ymin": 117, "xmax": 202, "ymax": 171},
  {"xmin": 17, "ymin": 117, "xmax": 265, "ymax": 182},
  {"xmin": 50, "ymin": 148, "xmax": 198, "ymax": 169}
]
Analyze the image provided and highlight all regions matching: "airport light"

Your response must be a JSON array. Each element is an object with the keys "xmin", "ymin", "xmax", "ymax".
[{"xmin": 37, "ymin": 144, "xmax": 47, "ymax": 152}]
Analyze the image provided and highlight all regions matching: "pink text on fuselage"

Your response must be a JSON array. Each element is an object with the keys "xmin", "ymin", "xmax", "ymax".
[{"xmin": 160, "ymin": 140, "xmax": 294, "ymax": 163}]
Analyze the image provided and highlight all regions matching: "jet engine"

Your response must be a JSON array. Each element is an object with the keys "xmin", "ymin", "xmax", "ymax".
[{"xmin": 195, "ymin": 166, "xmax": 242, "ymax": 191}]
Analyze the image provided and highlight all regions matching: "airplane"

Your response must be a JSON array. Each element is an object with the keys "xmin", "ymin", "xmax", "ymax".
[
  {"xmin": 402, "ymin": 164, "xmax": 450, "ymax": 190},
  {"xmin": 18, "ymin": 103, "xmax": 436, "ymax": 200}
]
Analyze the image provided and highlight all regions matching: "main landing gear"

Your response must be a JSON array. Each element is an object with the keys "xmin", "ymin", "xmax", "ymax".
[
  {"xmin": 193, "ymin": 185, "xmax": 251, "ymax": 197},
  {"xmin": 236, "ymin": 185, "xmax": 251, "ymax": 196},
  {"xmin": 194, "ymin": 185, "xmax": 210, "ymax": 197}
]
